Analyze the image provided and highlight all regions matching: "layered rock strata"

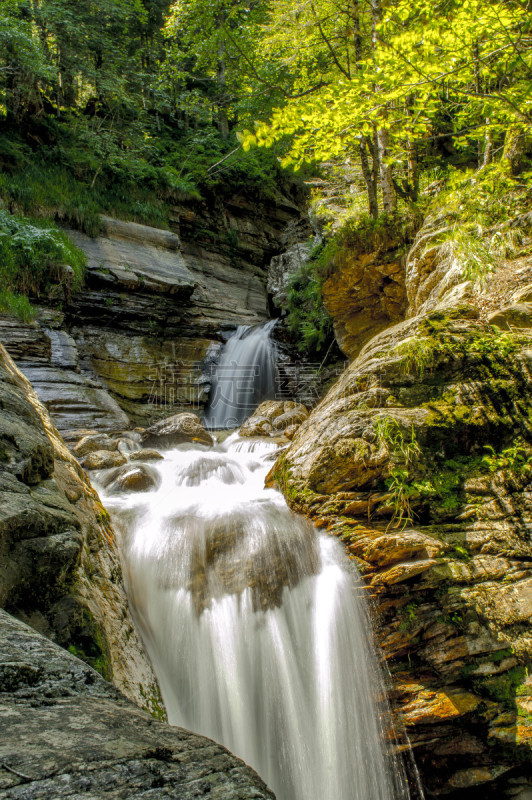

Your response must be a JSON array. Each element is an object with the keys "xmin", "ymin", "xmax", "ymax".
[{"xmin": 268, "ymin": 305, "xmax": 532, "ymax": 797}]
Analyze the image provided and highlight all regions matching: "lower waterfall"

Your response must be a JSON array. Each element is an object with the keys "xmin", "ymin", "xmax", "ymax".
[{"xmin": 98, "ymin": 435, "xmax": 411, "ymax": 800}]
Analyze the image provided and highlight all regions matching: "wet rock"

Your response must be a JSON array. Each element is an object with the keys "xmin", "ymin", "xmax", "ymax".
[
  {"xmin": 129, "ymin": 449, "xmax": 164, "ymax": 462},
  {"xmin": 81, "ymin": 449, "xmax": 128, "ymax": 470},
  {"xmin": 0, "ymin": 344, "xmax": 160, "ymax": 711},
  {"xmin": 186, "ymin": 507, "xmax": 320, "ymax": 614},
  {"xmin": 142, "ymin": 412, "xmax": 213, "ymax": 448},
  {"xmin": 270, "ymin": 307, "xmax": 532, "ymax": 793},
  {"xmin": 239, "ymin": 416, "xmax": 273, "ymax": 436},
  {"xmin": 284, "ymin": 424, "xmax": 299, "ymax": 440},
  {"xmin": 272, "ymin": 407, "xmax": 309, "ymax": 431},
  {"xmin": 73, "ymin": 433, "xmax": 118, "ymax": 458},
  {"xmin": 103, "ymin": 464, "xmax": 160, "ymax": 493},
  {"xmin": 0, "ymin": 611, "xmax": 275, "ymax": 800}
]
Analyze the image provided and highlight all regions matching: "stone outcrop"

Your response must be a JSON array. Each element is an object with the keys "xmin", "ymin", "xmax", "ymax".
[
  {"xmin": 268, "ymin": 305, "xmax": 532, "ymax": 797},
  {"xmin": 267, "ymin": 240, "xmax": 313, "ymax": 308},
  {"xmin": 142, "ymin": 412, "xmax": 213, "ymax": 449},
  {"xmin": 0, "ymin": 610, "xmax": 275, "ymax": 800},
  {"xmin": 0, "ymin": 343, "xmax": 161, "ymax": 714},
  {"xmin": 239, "ymin": 401, "xmax": 309, "ymax": 438},
  {"xmin": 321, "ymin": 231, "xmax": 407, "ymax": 360}
]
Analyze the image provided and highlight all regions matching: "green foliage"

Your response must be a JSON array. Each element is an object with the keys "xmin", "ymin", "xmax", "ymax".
[
  {"xmin": 0, "ymin": 209, "xmax": 86, "ymax": 317},
  {"xmin": 374, "ymin": 418, "xmax": 422, "ymax": 528},
  {"xmin": 475, "ymin": 666, "xmax": 529, "ymax": 710},
  {"xmin": 284, "ymin": 243, "xmax": 334, "ymax": 356},
  {"xmin": 482, "ymin": 444, "xmax": 532, "ymax": 475},
  {"xmin": 0, "ymin": 290, "xmax": 35, "ymax": 322}
]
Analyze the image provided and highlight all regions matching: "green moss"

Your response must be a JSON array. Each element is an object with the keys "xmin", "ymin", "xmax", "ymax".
[
  {"xmin": 139, "ymin": 682, "xmax": 166, "ymax": 722},
  {"xmin": 474, "ymin": 665, "xmax": 529, "ymax": 710}
]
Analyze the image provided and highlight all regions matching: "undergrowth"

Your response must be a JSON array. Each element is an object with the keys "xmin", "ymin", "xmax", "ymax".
[{"xmin": 0, "ymin": 208, "xmax": 86, "ymax": 319}]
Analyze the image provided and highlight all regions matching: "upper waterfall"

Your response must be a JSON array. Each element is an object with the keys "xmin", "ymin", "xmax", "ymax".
[{"xmin": 203, "ymin": 321, "xmax": 278, "ymax": 429}]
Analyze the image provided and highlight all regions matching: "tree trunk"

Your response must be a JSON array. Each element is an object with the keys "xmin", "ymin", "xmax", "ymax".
[
  {"xmin": 503, "ymin": 126, "xmax": 527, "ymax": 175},
  {"xmin": 359, "ymin": 137, "xmax": 378, "ymax": 219},
  {"xmin": 377, "ymin": 127, "xmax": 396, "ymax": 212}
]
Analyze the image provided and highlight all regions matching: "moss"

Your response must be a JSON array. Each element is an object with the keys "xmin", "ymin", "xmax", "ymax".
[
  {"xmin": 139, "ymin": 682, "xmax": 166, "ymax": 722},
  {"xmin": 474, "ymin": 665, "xmax": 529, "ymax": 710}
]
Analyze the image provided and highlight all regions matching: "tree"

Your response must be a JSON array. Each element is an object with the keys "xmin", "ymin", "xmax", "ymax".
[{"xmin": 240, "ymin": 0, "xmax": 532, "ymax": 216}]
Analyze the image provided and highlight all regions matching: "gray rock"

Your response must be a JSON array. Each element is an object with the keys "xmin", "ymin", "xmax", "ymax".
[
  {"xmin": 0, "ymin": 611, "xmax": 275, "ymax": 800},
  {"xmin": 0, "ymin": 343, "xmax": 160, "ymax": 712},
  {"xmin": 267, "ymin": 242, "xmax": 313, "ymax": 308},
  {"xmin": 129, "ymin": 449, "xmax": 164, "ymax": 462},
  {"xmin": 102, "ymin": 464, "xmax": 161, "ymax": 493}
]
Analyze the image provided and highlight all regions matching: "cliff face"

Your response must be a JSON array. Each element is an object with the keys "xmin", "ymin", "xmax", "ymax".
[
  {"xmin": 0, "ymin": 189, "xmax": 308, "ymax": 432},
  {"xmin": 271, "ymin": 269, "xmax": 532, "ymax": 794},
  {"xmin": 0, "ymin": 343, "xmax": 161, "ymax": 714}
]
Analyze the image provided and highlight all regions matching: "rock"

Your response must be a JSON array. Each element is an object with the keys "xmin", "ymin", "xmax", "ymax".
[
  {"xmin": 0, "ymin": 611, "xmax": 275, "ymax": 800},
  {"xmin": 511, "ymin": 283, "xmax": 532, "ymax": 303},
  {"xmin": 267, "ymin": 241, "xmax": 313, "ymax": 307},
  {"xmin": 72, "ymin": 433, "xmax": 118, "ymax": 457},
  {"xmin": 240, "ymin": 401, "xmax": 308, "ymax": 438},
  {"xmin": 284, "ymin": 424, "xmax": 300, "ymax": 440},
  {"xmin": 270, "ymin": 308, "xmax": 532, "ymax": 793},
  {"xmin": 102, "ymin": 464, "xmax": 160, "ymax": 493},
  {"xmin": 0, "ymin": 343, "xmax": 160, "ymax": 712},
  {"xmin": 240, "ymin": 416, "xmax": 273, "ymax": 437},
  {"xmin": 81, "ymin": 450, "xmax": 128, "ymax": 470},
  {"xmin": 405, "ymin": 213, "xmax": 475, "ymax": 317},
  {"xmin": 272, "ymin": 407, "xmax": 309, "ymax": 431},
  {"xmin": 488, "ymin": 303, "xmax": 532, "ymax": 330},
  {"xmin": 322, "ymin": 234, "xmax": 406, "ymax": 359},
  {"xmin": 129, "ymin": 449, "xmax": 164, "ymax": 462},
  {"xmin": 142, "ymin": 412, "xmax": 213, "ymax": 448}
]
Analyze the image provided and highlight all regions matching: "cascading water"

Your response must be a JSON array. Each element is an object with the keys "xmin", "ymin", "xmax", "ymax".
[
  {"xmin": 97, "ymin": 434, "xmax": 412, "ymax": 800},
  {"xmin": 203, "ymin": 321, "xmax": 278, "ymax": 428}
]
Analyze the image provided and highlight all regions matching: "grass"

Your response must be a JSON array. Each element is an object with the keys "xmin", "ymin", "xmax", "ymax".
[{"xmin": 0, "ymin": 208, "xmax": 86, "ymax": 319}]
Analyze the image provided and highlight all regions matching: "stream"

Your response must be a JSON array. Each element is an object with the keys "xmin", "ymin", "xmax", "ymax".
[{"xmin": 96, "ymin": 432, "xmax": 411, "ymax": 800}]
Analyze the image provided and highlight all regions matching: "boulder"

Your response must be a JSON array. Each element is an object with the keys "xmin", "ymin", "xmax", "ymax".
[
  {"xmin": 73, "ymin": 433, "xmax": 118, "ymax": 458},
  {"xmin": 0, "ymin": 611, "xmax": 275, "ymax": 800},
  {"xmin": 488, "ymin": 303, "xmax": 532, "ymax": 330},
  {"xmin": 103, "ymin": 464, "xmax": 160, "ymax": 493},
  {"xmin": 0, "ymin": 343, "xmax": 159, "ymax": 711},
  {"xmin": 240, "ymin": 401, "xmax": 309, "ymax": 438},
  {"xmin": 129, "ymin": 449, "xmax": 164, "ymax": 462},
  {"xmin": 142, "ymin": 412, "xmax": 213, "ymax": 448},
  {"xmin": 81, "ymin": 450, "xmax": 127, "ymax": 471}
]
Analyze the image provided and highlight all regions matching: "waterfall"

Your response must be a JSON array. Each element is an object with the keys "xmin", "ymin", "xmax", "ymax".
[
  {"xmin": 203, "ymin": 321, "xmax": 278, "ymax": 428},
  {"xmin": 98, "ymin": 435, "xmax": 412, "ymax": 800}
]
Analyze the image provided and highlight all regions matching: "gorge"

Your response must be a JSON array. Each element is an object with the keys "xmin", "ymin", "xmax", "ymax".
[{"xmin": 1, "ymin": 1, "xmax": 532, "ymax": 793}]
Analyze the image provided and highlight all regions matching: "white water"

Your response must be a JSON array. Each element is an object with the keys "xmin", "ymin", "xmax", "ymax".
[
  {"xmin": 203, "ymin": 321, "xmax": 278, "ymax": 428},
  {"xmin": 97, "ymin": 435, "xmax": 411, "ymax": 800}
]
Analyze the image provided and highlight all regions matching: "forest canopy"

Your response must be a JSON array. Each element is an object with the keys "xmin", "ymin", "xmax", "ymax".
[{"xmin": 1, "ymin": 0, "xmax": 531, "ymax": 223}]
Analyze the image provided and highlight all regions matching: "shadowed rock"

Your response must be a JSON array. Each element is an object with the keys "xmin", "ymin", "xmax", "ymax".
[{"xmin": 0, "ymin": 611, "xmax": 276, "ymax": 800}]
